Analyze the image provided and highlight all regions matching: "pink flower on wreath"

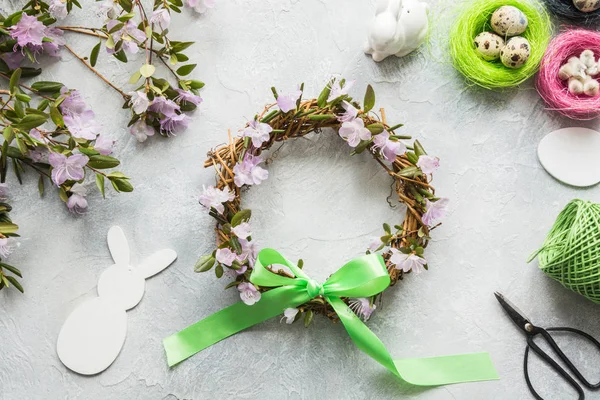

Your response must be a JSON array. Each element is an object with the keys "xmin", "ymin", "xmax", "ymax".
[
  {"xmin": 348, "ymin": 298, "xmax": 376, "ymax": 321},
  {"xmin": 238, "ymin": 282, "xmax": 261, "ymax": 305},
  {"xmin": 233, "ymin": 154, "xmax": 268, "ymax": 187},
  {"xmin": 390, "ymin": 249, "xmax": 426, "ymax": 274},
  {"xmin": 416, "ymin": 155, "xmax": 440, "ymax": 175},
  {"xmin": 49, "ymin": 153, "xmax": 88, "ymax": 186},
  {"xmin": 128, "ymin": 90, "xmax": 150, "ymax": 115},
  {"xmin": 337, "ymin": 101, "xmax": 358, "ymax": 123},
  {"xmin": 422, "ymin": 198, "xmax": 449, "ymax": 227},
  {"xmin": 328, "ymin": 79, "xmax": 354, "ymax": 102},
  {"xmin": 242, "ymin": 120, "xmax": 272, "ymax": 148},
  {"xmin": 10, "ymin": 14, "xmax": 46, "ymax": 48},
  {"xmin": 372, "ymin": 131, "xmax": 405, "ymax": 162},
  {"xmin": 238, "ymin": 238, "xmax": 258, "ymax": 267},
  {"xmin": 199, "ymin": 185, "xmax": 234, "ymax": 214},
  {"xmin": 277, "ymin": 87, "xmax": 302, "ymax": 113},
  {"xmin": 216, "ymin": 248, "xmax": 236, "ymax": 267},
  {"xmin": 339, "ymin": 117, "xmax": 371, "ymax": 147},
  {"xmin": 67, "ymin": 183, "xmax": 88, "ymax": 214},
  {"xmin": 232, "ymin": 222, "xmax": 251, "ymax": 239}
]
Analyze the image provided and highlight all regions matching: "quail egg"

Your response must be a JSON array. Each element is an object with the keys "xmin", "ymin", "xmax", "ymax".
[
  {"xmin": 474, "ymin": 32, "xmax": 505, "ymax": 61},
  {"xmin": 500, "ymin": 36, "xmax": 531, "ymax": 69},
  {"xmin": 573, "ymin": 0, "xmax": 600, "ymax": 12},
  {"xmin": 491, "ymin": 6, "xmax": 528, "ymax": 37}
]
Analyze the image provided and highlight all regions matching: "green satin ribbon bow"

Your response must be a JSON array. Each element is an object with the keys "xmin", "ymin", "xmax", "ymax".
[{"xmin": 163, "ymin": 248, "xmax": 498, "ymax": 386}]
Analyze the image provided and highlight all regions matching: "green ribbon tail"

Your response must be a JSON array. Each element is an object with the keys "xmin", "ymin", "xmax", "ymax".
[
  {"xmin": 327, "ymin": 296, "xmax": 499, "ymax": 385},
  {"xmin": 163, "ymin": 286, "xmax": 310, "ymax": 367}
]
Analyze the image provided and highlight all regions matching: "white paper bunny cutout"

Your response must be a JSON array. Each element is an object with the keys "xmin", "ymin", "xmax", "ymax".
[
  {"xmin": 364, "ymin": 0, "xmax": 429, "ymax": 62},
  {"xmin": 56, "ymin": 226, "xmax": 177, "ymax": 375}
]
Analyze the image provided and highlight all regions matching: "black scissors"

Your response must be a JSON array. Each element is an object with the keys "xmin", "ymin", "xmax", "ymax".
[{"xmin": 495, "ymin": 292, "xmax": 600, "ymax": 399}]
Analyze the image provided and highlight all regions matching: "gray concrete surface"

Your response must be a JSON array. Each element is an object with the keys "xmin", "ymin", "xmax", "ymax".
[{"xmin": 2, "ymin": 0, "xmax": 600, "ymax": 399}]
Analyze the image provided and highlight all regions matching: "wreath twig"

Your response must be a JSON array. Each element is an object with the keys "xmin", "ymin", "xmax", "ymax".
[{"xmin": 196, "ymin": 79, "xmax": 449, "ymax": 325}]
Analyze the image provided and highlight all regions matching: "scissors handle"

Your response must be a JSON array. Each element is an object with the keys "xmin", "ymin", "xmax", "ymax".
[
  {"xmin": 546, "ymin": 327, "xmax": 600, "ymax": 388},
  {"xmin": 524, "ymin": 327, "xmax": 584, "ymax": 400}
]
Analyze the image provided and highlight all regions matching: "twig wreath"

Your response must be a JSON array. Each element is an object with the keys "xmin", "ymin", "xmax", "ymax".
[
  {"xmin": 163, "ymin": 80, "xmax": 498, "ymax": 386},
  {"xmin": 195, "ymin": 78, "xmax": 448, "ymax": 325}
]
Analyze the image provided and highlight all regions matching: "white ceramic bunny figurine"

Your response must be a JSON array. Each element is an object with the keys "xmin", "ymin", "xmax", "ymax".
[
  {"xmin": 56, "ymin": 226, "xmax": 177, "ymax": 375},
  {"xmin": 364, "ymin": 0, "xmax": 429, "ymax": 62}
]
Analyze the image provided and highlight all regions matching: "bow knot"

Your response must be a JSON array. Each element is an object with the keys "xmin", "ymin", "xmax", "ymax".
[{"xmin": 305, "ymin": 279, "xmax": 324, "ymax": 298}]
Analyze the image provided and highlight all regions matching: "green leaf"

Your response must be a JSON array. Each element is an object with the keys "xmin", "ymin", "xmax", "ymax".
[
  {"xmin": 363, "ymin": 84, "xmax": 375, "ymax": 113},
  {"xmin": 189, "ymin": 80, "xmax": 205, "ymax": 89},
  {"xmin": 14, "ymin": 114, "xmax": 47, "ymax": 130},
  {"xmin": 353, "ymin": 139, "xmax": 371, "ymax": 154},
  {"xmin": 380, "ymin": 234, "xmax": 392, "ymax": 244},
  {"xmin": 3, "ymin": 127, "xmax": 14, "ymax": 144},
  {"xmin": 366, "ymin": 123, "xmax": 384, "ymax": 134},
  {"xmin": 231, "ymin": 209, "xmax": 251, "ymax": 227},
  {"xmin": 139, "ymin": 63, "xmax": 156, "ymax": 78},
  {"xmin": 194, "ymin": 254, "xmax": 215, "ymax": 272},
  {"xmin": 307, "ymin": 114, "xmax": 335, "ymax": 121},
  {"xmin": 110, "ymin": 178, "xmax": 133, "ymax": 192},
  {"xmin": 90, "ymin": 42, "xmax": 101, "ymax": 67},
  {"xmin": 50, "ymin": 106, "xmax": 64, "ymax": 127},
  {"xmin": 383, "ymin": 223, "xmax": 391, "ymax": 234},
  {"xmin": 215, "ymin": 264, "xmax": 224, "ymax": 278},
  {"xmin": 304, "ymin": 310, "xmax": 314, "ymax": 328},
  {"xmin": 105, "ymin": 34, "xmax": 115, "ymax": 49},
  {"xmin": 38, "ymin": 175, "xmax": 44, "ymax": 197},
  {"xmin": 1, "ymin": 264, "xmax": 22, "ymax": 278},
  {"xmin": 9, "ymin": 68, "xmax": 21, "ymax": 95},
  {"xmin": 176, "ymin": 64, "xmax": 196, "ymax": 76},
  {"xmin": 77, "ymin": 147, "xmax": 99, "ymax": 157},
  {"xmin": 87, "ymin": 155, "xmax": 120, "ymax": 169},
  {"xmin": 108, "ymin": 22, "xmax": 124, "ymax": 34},
  {"xmin": 96, "ymin": 174, "xmax": 105, "ymax": 198},
  {"xmin": 398, "ymin": 166, "xmax": 421, "ymax": 178},
  {"xmin": 175, "ymin": 53, "xmax": 189, "ymax": 62},
  {"xmin": 113, "ymin": 50, "xmax": 128, "ymax": 63},
  {"xmin": 15, "ymin": 93, "xmax": 31, "ymax": 103},
  {"xmin": 0, "ymin": 223, "xmax": 18, "ymax": 234},
  {"xmin": 129, "ymin": 71, "xmax": 142, "ymax": 84},
  {"xmin": 5, "ymin": 276, "xmax": 23, "ymax": 293},
  {"xmin": 414, "ymin": 140, "xmax": 427, "ymax": 157},
  {"xmin": 230, "ymin": 237, "xmax": 242, "ymax": 254},
  {"xmin": 317, "ymin": 82, "xmax": 331, "ymax": 107},
  {"xmin": 31, "ymin": 81, "xmax": 64, "ymax": 93},
  {"xmin": 170, "ymin": 41, "xmax": 194, "ymax": 53}
]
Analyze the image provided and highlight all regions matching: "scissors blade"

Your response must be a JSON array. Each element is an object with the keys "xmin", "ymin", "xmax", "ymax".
[{"xmin": 494, "ymin": 291, "xmax": 532, "ymax": 333}]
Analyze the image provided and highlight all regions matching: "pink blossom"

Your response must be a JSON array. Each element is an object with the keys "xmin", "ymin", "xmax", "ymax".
[
  {"xmin": 372, "ymin": 131, "xmax": 406, "ymax": 162},
  {"xmin": 159, "ymin": 113, "xmax": 190, "ymax": 136},
  {"xmin": 174, "ymin": 89, "xmax": 202, "ymax": 105},
  {"xmin": 328, "ymin": 79, "xmax": 354, "ymax": 102},
  {"xmin": 128, "ymin": 91, "xmax": 150, "ymax": 114},
  {"xmin": 186, "ymin": 0, "xmax": 215, "ymax": 13},
  {"xmin": 130, "ymin": 120, "xmax": 155, "ymax": 142},
  {"xmin": 233, "ymin": 154, "xmax": 268, "ymax": 187},
  {"xmin": 281, "ymin": 308, "xmax": 299, "ymax": 324},
  {"xmin": 390, "ymin": 249, "xmax": 426, "ymax": 274},
  {"xmin": 199, "ymin": 185, "xmax": 234, "ymax": 214},
  {"xmin": 231, "ymin": 222, "xmax": 251, "ymax": 239},
  {"xmin": 10, "ymin": 14, "xmax": 46, "ymax": 48},
  {"xmin": 337, "ymin": 100, "xmax": 358, "ymax": 123},
  {"xmin": 49, "ymin": 153, "xmax": 88, "ymax": 186},
  {"xmin": 151, "ymin": 8, "xmax": 171, "ymax": 28},
  {"xmin": 1, "ymin": 52, "xmax": 24, "ymax": 69},
  {"xmin": 106, "ymin": 20, "xmax": 145, "ymax": 54},
  {"xmin": 348, "ymin": 298, "xmax": 376, "ymax": 321},
  {"xmin": 60, "ymin": 88, "xmax": 87, "ymax": 115},
  {"xmin": 238, "ymin": 238, "xmax": 258, "ymax": 266},
  {"xmin": 94, "ymin": 135, "xmax": 114, "ymax": 155},
  {"xmin": 38, "ymin": 27, "xmax": 65, "ymax": 57},
  {"xmin": 242, "ymin": 120, "xmax": 272, "ymax": 148},
  {"xmin": 225, "ymin": 264, "xmax": 247, "ymax": 278},
  {"xmin": 417, "ymin": 155, "xmax": 440, "ymax": 175},
  {"xmin": 339, "ymin": 118, "xmax": 371, "ymax": 147},
  {"xmin": 0, "ymin": 183, "xmax": 9, "ymax": 201},
  {"xmin": 49, "ymin": 0, "xmax": 68, "ymax": 19},
  {"xmin": 149, "ymin": 96, "xmax": 179, "ymax": 116},
  {"xmin": 0, "ymin": 238, "xmax": 14, "ymax": 259},
  {"xmin": 238, "ymin": 282, "xmax": 261, "ymax": 305},
  {"xmin": 66, "ymin": 183, "xmax": 88, "ymax": 214},
  {"xmin": 276, "ymin": 88, "xmax": 302, "ymax": 113},
  {"xmin": 63, "ymin": 110, "xmax": 101, "ymax": 140},
  {"xmin": 216, "ymin": 248, "xmax": 236, "ymax": 267},
  {"xmin": 422, "ymin": 198, "xmax": 449, "ymax": 226}
]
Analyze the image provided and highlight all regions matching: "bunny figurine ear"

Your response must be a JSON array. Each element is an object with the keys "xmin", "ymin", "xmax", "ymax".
[
  {"xmin": 137, "ymin": 249, "xmax": 177, "ymax": 279},
  {"xmin": 107, "ymin": 226, "xmax": 130, "ymax": 266}
]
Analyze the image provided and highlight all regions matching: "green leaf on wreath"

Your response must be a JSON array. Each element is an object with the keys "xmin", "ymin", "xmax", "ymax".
[
  {"xmin": 195, "ymin": 254, "xmax": 216, "ymax": 272},
  {"xmin": 363, "ymin": 84, "xmax": 375, "ymax": 113},
  {"xmin": 231, "ymin": 209, "xmax": 251, "ymax": 227}
]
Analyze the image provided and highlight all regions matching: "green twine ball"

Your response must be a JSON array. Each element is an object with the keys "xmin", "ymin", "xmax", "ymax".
[
  {"xmin": 449, "ymin": 0, "xmax": 552, "ymax": 89},
  {"xmin": 529, "ymin": 200, "xmax": 600, "ymax": 303}
]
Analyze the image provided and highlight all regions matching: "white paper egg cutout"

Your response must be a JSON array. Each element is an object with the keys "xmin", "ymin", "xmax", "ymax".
[
  {"xmin": 57, "ymin": 297, "xmax": 127, "ymax": 375},
  {"xmin": 537, "ymin": 127, "xmax": 600, "ymax": 187}
]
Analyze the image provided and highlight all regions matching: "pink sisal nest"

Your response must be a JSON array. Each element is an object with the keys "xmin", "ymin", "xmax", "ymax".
[{"xmin": 537, "ymin": 29, "xmax": 600, "ymax": 120}]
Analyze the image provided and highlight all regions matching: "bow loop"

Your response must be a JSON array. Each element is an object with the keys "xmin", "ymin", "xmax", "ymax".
[{"xmin": 305, "ymin": 279, "xmax": 324, "ymax": 297}]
